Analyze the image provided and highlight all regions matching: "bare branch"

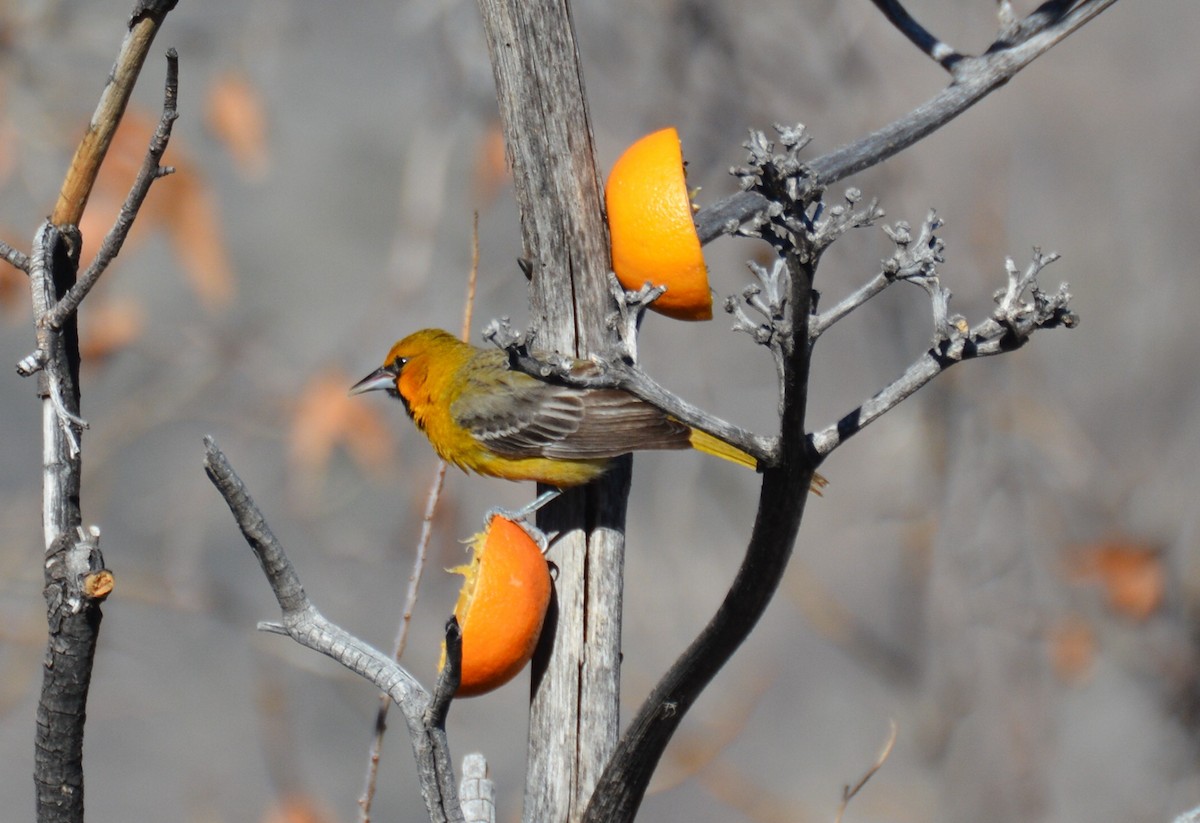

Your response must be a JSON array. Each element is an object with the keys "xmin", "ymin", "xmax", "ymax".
[
  {"xmin": 427, "ymin": 618, "xmax": 462, "ymax": 729},
  {"xmin": 0, "ymin": 239, "xmax": 29, "ymax": 273},
  {"xmin": 51, "ymin": 0, "xmax": 178, "ymax": 226},
  {"xmin": 605, "ymin": 274, "xmax": 666, "ymax": 363},
  {"xmin": 584, "ymin": 232, "xmax": 822, "ymax": 823},
  {"xmin": 47, "ymin": 49, "xmax": 180, "ymax": 330},
  {"xmin": 810, "ymin": 249, "xmax": 1077, "ymax": 458},
  {"xmin": 811, "ymin": 211, "xmax": 945, "ymax": 339},
  {"xmin": 692, "ymin": 0, "xmax": 1119, "ymax": 240},
  {"xmin": 28, "ymin": 220, "xmax": 101, "ymax": 823},
  {"xmin": 726, "ymin": 257, "xmax": 790, "ymax": 403},
  {"xmin": 203, "ymin": 437, "xmax": 465, "ymax": 823}
]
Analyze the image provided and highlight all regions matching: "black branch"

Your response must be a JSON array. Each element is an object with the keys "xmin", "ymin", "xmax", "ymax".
[{"xmin": 691, "ymin": 0, "xmax": 1118, "ymax": 243}]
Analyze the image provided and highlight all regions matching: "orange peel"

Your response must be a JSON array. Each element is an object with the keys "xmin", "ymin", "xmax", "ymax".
[
  {"xmin": 440, "ymin": 514, "xmax": 552, "ymax": 696},
  {"xmin": 605, "ymin": 127, "xmax": 712, "ymax": 321}
]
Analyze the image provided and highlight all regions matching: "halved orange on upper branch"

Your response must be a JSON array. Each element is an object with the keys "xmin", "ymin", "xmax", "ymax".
[{"xmin": 605, "ymin": 127, "xmax": 712, "ymax": 321}]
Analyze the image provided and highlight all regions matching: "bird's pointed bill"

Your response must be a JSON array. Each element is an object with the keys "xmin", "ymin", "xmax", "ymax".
[{"xmin": 349, "ymin": 367, "xmax": 396, "ymax": 396}]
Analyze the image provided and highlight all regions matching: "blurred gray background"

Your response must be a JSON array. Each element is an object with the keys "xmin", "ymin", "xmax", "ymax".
[{"xmin": 0, "ymin": 1, "xmax": 1195, "ymax": 821}]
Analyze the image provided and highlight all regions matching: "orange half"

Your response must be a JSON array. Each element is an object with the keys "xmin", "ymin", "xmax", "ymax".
[
  {"xmin": 606, "ymin": 127, "xmax": 712, "ymax": 321},
  {"xmin": 440, "ymin": 515, "xmax": 552, "ymax": 697}
]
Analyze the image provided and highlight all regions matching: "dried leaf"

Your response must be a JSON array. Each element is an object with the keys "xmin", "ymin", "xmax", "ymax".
[
  {"xmin": 1066, "ymin": 538, "xmax": 1165, "ymax": 622},
  {"xmin": 78, "ymin": 297, "xmax": 144, "ymax": 362},
  {"xmin": 472, "ymin": 119, "xmax": 510, "ymax": 206},
  {"xmin": 73, "ymin": 107, "xmax": 236, "ymax": 311},
  {"xmin": 1048, "ymin": 615, "xmax": 1096, "ymax": 685},
  {"xmin": 204, "ymin": 70, "xmax": 270, "ymax": 180},
  {"xmin": 162, "ymin": 169, "xmax": 236, "ymax": 309},
  {"xmin": 0, "ymin": 261, "xmax": 26, "ymax": 318},
  {"xmin": 290, "ymin": 368, "xmax": 395, "ymax": 477},
  {"xmin": 260, "ymin": 793, "xmax": 335, "ymax": 823}
]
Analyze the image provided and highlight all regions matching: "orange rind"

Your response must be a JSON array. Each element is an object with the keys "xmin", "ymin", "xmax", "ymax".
[
  {"xmin": 606, "ymin": 127, "xmax": 712, "ymax": 321},
  {"xmin": 440, "ymin": 514, "xmax": 552, "ymax": 696}
]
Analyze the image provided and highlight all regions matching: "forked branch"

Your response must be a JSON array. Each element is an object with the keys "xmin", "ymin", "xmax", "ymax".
[
  {"xmin": 203, "ymin": 437, "xmax": 465, "ymax": 823},
  {"xmin": 809, "ymin": 236, "xmax": 1075, "ymax": 458},
  {"xmin": 692, "ymin": 0, "xmax": 1119, "ymax": 244}
]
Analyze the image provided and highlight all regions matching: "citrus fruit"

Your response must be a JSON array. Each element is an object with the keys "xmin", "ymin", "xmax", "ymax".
[
  {"xmin": 440, "ymin": 514, "xmax": 552, "ymax": 697},
  {"xmin": 605, "ymin": 127, "xmax": 712, "ymax": 321}
]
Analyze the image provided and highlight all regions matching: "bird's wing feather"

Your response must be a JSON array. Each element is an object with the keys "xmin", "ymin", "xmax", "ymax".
[{"xmin": 451, "ymin": 368, "xmax": 690, "ymax": 459}]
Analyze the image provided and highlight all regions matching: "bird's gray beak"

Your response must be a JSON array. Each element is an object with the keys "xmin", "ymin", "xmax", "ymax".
[{"xmin": 349, "ymin": 367, "xmax": 396, "ymax": 396}]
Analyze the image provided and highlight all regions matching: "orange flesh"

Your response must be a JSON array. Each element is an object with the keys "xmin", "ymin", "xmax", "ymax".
[{"xmin": 441, "ymin": 515, "xmax": 552, "ymax": 696}]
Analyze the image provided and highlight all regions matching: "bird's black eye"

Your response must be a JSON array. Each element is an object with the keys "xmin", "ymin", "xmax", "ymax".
[{"xmin": 389, "ymin": 356, "xmax": 408, "ymax": 373}]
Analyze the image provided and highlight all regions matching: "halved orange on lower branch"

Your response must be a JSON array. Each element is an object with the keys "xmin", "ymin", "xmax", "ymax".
[
  {"xmin": 440, "ymin": 514, "xmax": 552, "ymax": 697},
  {"xmin": 606, "ymin": 127, "xmax": 712, "ymax": 321}
]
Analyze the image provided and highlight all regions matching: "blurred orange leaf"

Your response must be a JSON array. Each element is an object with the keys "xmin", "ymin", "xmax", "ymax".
[
  {"xmin": 79, "ymin": 297, "xmax": 144, "ymax": 362},
  {"xmin": 75, "ymin": 107, "xmax": 235, "ymax": 311},
  {"xmin": 0, "ymin": 261, "xmax": 25, "ymax": 318},
  {"xmin": 472, "ymin": 119, "xmax": 510, "ymax": 206},
  {"xmin": 204, "ymin": 70, "xmax": 269, "ymax": 180},
  {"xmin": 1066, "ymin": 538, "xmax": 1165, "ymax": 622},
  {"xmin": 162, "ymin": 170, "xmax": 236, "ymax": 309},
  {"xmin": 1047, "ymin": 614, "xmax": 1096, "ymax": 685},
  {"xmin": 290, "ymin": 368, "xmax": 395, "ymax": 478},
  {"xmin": 260, "ymin": 793, "xmax": 335, "ymax": 823}
]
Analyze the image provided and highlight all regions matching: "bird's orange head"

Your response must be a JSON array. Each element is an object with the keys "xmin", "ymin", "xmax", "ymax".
[{"xmin": 349, "ymin": 328, "xmax": 471, "ymax": 417}]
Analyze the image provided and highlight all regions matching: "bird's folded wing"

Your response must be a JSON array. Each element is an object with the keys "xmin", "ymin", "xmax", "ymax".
[{"xmin": 451, "ymin": 371, "xmax": 690, "ymax": 459}]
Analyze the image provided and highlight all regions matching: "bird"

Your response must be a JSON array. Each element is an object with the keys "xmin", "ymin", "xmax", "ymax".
[{"xmin": 349, "ymin": 328, "xmax": 767, "ymax": 488}]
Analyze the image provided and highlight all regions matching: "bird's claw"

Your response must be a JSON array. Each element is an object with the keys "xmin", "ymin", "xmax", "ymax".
[{"xmin": 483, "ymin": 489, "xmax": 562, "ymax": 555}]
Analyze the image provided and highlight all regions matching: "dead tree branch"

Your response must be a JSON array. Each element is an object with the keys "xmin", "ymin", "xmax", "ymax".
[
  {"xmin": 583, "ymin": 131, "xmax": 826, "ymax": 822},
  {"xmin": 810, "ymin": 246, "xmax": 1075, "ymax": 456},
  {"xmin": 692, "ymin": 0, "xmax": 1119, "ymax": 243},
  {"xmin": 0, "ymin": 240, "xmax": 29, "ymax": 273},
  {"xmin": 47, "ymin": 49, "xmax": 180, "ymax": 330},
  {"xmin": 28, "ymin": 218, "xmax": 104, "ymax": 823},
  {"xmin": 51, "ymin": 0, "xmax": 179, "ymax": 227},
  {"xmin": 473, "ymin": 2, "xmax": 628, "ymax": 821},
  {"xmin": 203, "ymin": 437, "xmax": 465, "ymax": 823},
  {"xmin": 24, "ymin": 11, "xmax": 179, "ymax": 815}
]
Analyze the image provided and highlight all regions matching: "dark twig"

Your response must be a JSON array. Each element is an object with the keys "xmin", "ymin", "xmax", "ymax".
[
  {"xmin": 583, "ymin": 142, "xmax": 827, "ymax": 823},
  {"xmin": 427, "ymin": 618, "xmax": 462, "ymax": 729},
  {"xmin": 203, "ymin": 437, "xmax": 464, "ymax": 823},
  {"xmin": 46, "ymin": 49, "xmax": 180, "ymax": 331},
  {"xmin": 691, "ymin": 0, "xmax": 1118, "ymax": 240},
  {"xmin": 868, "ymin": 0, "xmax": 964, "ymax": 70},
  {"xmin": 29, "ymin": 221, "xmax": 109, "ymax": 823}
]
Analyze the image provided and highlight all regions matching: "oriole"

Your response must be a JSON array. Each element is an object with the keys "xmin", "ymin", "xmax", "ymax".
[{"xmin": 349, "ymin": 328, "xmax": 762, "ymax": 487}]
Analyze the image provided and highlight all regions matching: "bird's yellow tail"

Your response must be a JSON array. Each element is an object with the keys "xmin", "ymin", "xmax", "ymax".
[
  {"xmin": 687, "ymin": 425, "xmax": 829, "ymax": 494},
  {"xmin": 687, "ymin": 428, "xmax": 759, "ymax": 470}
]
